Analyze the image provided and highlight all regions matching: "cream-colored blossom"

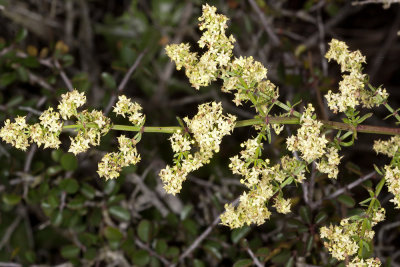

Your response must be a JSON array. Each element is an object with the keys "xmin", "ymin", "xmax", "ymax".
[
  {"xmin": 348, "ymin": 257, "xmax": 381, "ymax": 267},
  {"xmin": 69, "ymin": 110, "xmax": 111, "ymax": 155},
  {"xmin": 272, "ymin": 123, "xmax": 284, "ymax": 135},
  {"xmin": 220, "ymin": 182, "xmax": 273, "ymax": 228},
  {"xmin": 160, "ymin": 102, "xmax": 236, "ymax": 195},
  {"xmin": 221, "ymin": 56, "xmax": 272, "ymax": 108},
  {"xmin": 223, "ymin": 136, "xmax": 306, "ymax": 228},
  {"xmin": 39, "ymin": 107, "xmax": 63, "ymax": 133},
  {"xmin": 98, "ymin": 135, "xmax": 141, "ymax": 179},
  {"xmin": 273, "ymin": 196, "xmax": 292, "ymax": 214},
  {"xmin": 169, "ymin": 131, "xmax": 192, "ymax": 153},
  {"xmin": 280, "ymin": 155, "xmax": 306, "ymax": 183},
  {"xmin": 57, "ymin": 90, "xmax": 86, "ymax": 119},
  {"xmin": 325, "ymin": 39, "xmax": 387, "ymax": 113},
  {"xmin": 29, "ymin": 107, "xmax": 63, "ymax": 149},
  {"xmin": 286, "ymin": 104, "xmax": 328, "ymax": 162},
  {"xmin": 320, "ymin": 219, "xmax": 359, "ymax": 261},
  {"xmin": 113, "ymin": 95, "xmax": 145, "ymax": 126},
  {"xmin": 0, "ymin": 116, "xmax": 30, "ymax": 151},
  {"xmin": 372, "ymin": 208, "xmax": 385, "ymax": 226},
  {"xmin": 320, "ymin": 215, "xmax": 382, "ymax": 263},
  {"xmin": 316, "ymin": 147, "xmax": 342, "ymax": 179},
  {"xmin": 326, "ymin": 39, "xmax": 366, "ymax": 73},
  {"xmin": 373, "ymin": 136, "xmax": 400, "ymax": 158},
  {"xmin": 165, "ymin": 4, "xmax": 235, "ymax": 89},
  {"xmin": 384, "ymin": 165, "xmax": 400, "ymax": 208}
]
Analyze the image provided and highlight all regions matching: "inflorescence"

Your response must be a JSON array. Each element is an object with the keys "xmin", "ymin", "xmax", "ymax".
[{"xmin": 1, "ymin": 5, "xmax": 399, "ymax": 266}]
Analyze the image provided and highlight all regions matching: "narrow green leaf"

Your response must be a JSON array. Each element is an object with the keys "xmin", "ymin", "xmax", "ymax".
[
  {"xmin": 314, "ymin": 211, "xmax": 328, "ymax": 224},
  {"xmin": 359, "ymin": 198, "xmax": 372, "ymax": 206},
  {"xmin": 306, "ymin": 235, "xmax": 313, "ymax": 252},
  {"xmin": 373, "ymin": 164, "xmax": 383, "ymax": 175},
  {"xmin": 299, "ymin": 206, "xmax": 311, "ymax": 224},
  {"xmin": 375, "ymin": 178, "xmax": 386, "ymax": 196},
  {"xmin": 358, "ymin": 113, "xmax": 373, "ymax": 124}
]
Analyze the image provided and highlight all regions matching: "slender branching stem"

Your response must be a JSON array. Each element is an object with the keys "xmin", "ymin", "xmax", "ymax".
[{"xmin": 63, "ymin": 116, "xmax": 400, "ymax": 136}]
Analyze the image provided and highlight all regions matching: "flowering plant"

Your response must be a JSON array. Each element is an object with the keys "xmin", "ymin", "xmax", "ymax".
[{"xmin": 1, "ymin": 4, "xmax": 400, "ymax": 266}]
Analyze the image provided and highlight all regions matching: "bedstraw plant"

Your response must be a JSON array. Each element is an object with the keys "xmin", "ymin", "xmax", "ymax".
[{"xmin": 2, "ymin": 4, "xmax": 400, "ymax": 266}]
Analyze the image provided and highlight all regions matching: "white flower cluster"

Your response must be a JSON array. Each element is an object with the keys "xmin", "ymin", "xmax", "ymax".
[
  {"xmin": 348, "ymin": 257, "xmax": 381, "ymax": 267},
  {"xmin": 320, "ymin": 219, "xmax": 360, "ymax": 261},
  {"xmin": 383, "ymin": 165, "xmax": 400, "ymax": 208},
  {"xmin": 320, "ymin": 209, "xmax": 385, "ymax": 264},
  {"xmin": 373, "ymin": 136, "xmax": 400, "ymax": 158},
  {"xmin": 30, "ymin": 107, "xmax": 63, "ymax": 149},
  {"xmin": 159, "ymin": 102, "xmax": 236, "ymax": 195},
  {"xmin": 57, "ymin": 90, "xmax": 86, "ymax": 119},
  {"xmin": 287, "ymin": 104, "xmax": 328, "ymax": 161},
  {"xmin": 0, "ymin": 90, "xmax": 107, "ymax": 152},
  {"xmin": 113, "ymin": 95, "xmax": 145, "ymax": 126},
  {"xmin": 373, "ymin": 136, "xmax": 400, "ymax": 208},
  {"xmin": 68, "ymin": 110, "xmax": 111, "ymax": 155},
  {"xmin": 97, "ymin": 135, "xmax": 141, "ymax": 179},
  {"xmin": 315, "ymin": 146, "xmax": 342, "ymax": 179},
  {"xmin": 0, "ymin": 116, "xmax": 31, "ymax": 151},
  {"xmin": 1, "ymin": 107, "xmax": 64, "ymax": 151},
  {"xmin": 286, "ymin": 104, "xmax": 342, "ymax": 178},
  {"xmin": 325, "ymin": 39, "xmax": 388, "ymax": 113},
  {"xmin": 166, "ymin": 4, "xmax": 279, "ymax": 115},
  {"xmin": 221, "ymin": 136, "xmax": 306, "ymax": 228},
  {"xmin": 221, "ymin": 57, "xmax": 278, "ymax": 110},
  {"xmin": 165, "ymin": 4, "xmax": 235, "ymax": 89}
]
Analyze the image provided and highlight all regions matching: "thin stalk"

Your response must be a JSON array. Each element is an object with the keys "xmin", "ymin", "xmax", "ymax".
[
  {"xmin": 274, "ymin": 100, "xmax": 302, "ymax": 117},
  {"xmin": 63, "ymin": 116, "xmax": 400, "ymax": 136},
  {"xmin": 383, "ymin": 102, "xmax": 400, "ymax": 123}
]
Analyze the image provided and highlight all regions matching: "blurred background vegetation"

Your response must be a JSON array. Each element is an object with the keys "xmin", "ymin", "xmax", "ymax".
[{"xmin": 0, "ymin": 0, "xmax": 399, "ymax": 266}]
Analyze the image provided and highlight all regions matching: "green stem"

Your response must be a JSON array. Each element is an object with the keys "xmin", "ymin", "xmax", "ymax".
[{"xmin": 63, "ymin": 117, "xmax": 400, "ymax": 136}]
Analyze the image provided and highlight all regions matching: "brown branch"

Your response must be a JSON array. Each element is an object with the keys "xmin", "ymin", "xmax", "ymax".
[
  {"xmin": 248, "ymin": 0, "xmax": 281, "ymax": 46},
  {"xmin": 54, "ymin": 60, "xmax": 74, "ymax": 92},
  {"xmin": 312, "ymin": 171, "xmax": 376, "ymax": 208},
  {"xmin": 352, "ymin": 0, "xmax": 400, "ymax": 6},
  {"xmin": 176, "ymin": 198, "xmax": 240, "ymax": 265},
  {"xmin": 104, "ymin": 49, "xmax": 147, "ymax": 115},
  {"xmin": 135, "ymin": 239, "xmax": 171, "ymax": 266}
]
